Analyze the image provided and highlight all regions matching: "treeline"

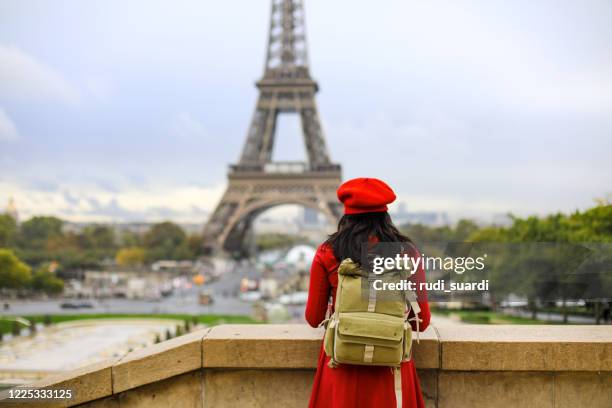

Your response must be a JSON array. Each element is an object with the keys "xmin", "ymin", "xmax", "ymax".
[
  {"xmin": 255, "ymin": 233, "xmax": 310, "ymax": 251},
  {"xmin": 470, "ymin": 202, "xmax": 611, "ymax": 243},
  {"xmin": 401, "ymin": 202, "xmax": 611, "ymax": 245},
  {"xmin": 0, "ymin": 215, "xmax": 204, "ymax": 291},
  {"xmin": 401, "ymin": 202, "xmax": 612, "ymax": 321}
]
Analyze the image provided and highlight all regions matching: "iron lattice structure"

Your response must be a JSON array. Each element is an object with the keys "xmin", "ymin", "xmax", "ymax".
[{"xmin": 203, "ymin": 0, "xmax": 342, "ymax": 256}]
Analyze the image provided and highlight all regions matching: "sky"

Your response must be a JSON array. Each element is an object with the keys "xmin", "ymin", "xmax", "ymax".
[{"xmin": 0, "ymin": 0, "xmax": 611, "ymax": 224}]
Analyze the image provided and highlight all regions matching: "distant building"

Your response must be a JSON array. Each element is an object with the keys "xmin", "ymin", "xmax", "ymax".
[
  {"xmin": 259, "ymin": 277, "xmax": 279, "ymax": 298},
  {"xmin": 253, "ymin": 216, "xmax": 300, "ymax": 234},
  {"xmin": 79, "ymin": 270, "xmax": 174, "ymax": 300},
  {"xmin": 151, "ymin": 260, "xmax": 196, "ymax": 273},
  {"xmin": 391, "ymin": 202, "xmax": 449, "ymax": 227},
  {"xmin": 5, "ymin": 197, "xmax": 18, "ymax": 223}
]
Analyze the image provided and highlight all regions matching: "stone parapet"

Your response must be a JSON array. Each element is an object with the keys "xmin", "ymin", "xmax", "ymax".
[{"xmin": 0, "ymin": 324, "xmax": 610, "ymax": 408}]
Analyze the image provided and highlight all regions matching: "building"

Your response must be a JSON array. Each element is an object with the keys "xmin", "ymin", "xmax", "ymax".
[
  {"xmin": 4, "ymin": 197, "xmax": 18, "ymax": 223},
  {"xmin": 391, "ymin": 201, "xmax": 449, "ymax": 226}
]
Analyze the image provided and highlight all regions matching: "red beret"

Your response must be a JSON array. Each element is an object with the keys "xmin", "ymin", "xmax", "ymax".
[{"xmin": 337, "ymin": 178, "xmax": 396, "ymax": 215}]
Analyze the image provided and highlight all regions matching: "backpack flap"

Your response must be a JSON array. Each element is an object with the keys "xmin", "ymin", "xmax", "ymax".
[
  {"xmin": 332, "ymin": 312, "xmax": 405, "ymax": 366},
  {"xmin": 337, "ymin": 312, "xmax": 403, "ymax": 345}
]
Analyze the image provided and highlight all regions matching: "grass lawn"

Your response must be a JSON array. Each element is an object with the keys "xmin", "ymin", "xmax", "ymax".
[
  {"xmin": 432, "ymin": 309, "xmax": 544, "ymax": 324},
  {"xmin": 0, "ymin": 314, "xmax": 257, "ymax": 336}
]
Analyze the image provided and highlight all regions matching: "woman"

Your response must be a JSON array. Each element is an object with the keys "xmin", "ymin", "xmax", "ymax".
[{"xmin": 305, "ymin": 177, "xmax": 431, "ymax": 408}]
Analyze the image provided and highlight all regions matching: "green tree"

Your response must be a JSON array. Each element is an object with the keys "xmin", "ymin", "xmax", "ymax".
[
  {"xmin": 468, "ymin": 226, "xmax": 506, "ymax": 242},
  {"xmin": 31, "ymin": 265, "xmax": 64, "ymax": 295},
  {"xmin": 453, "ymin": 219, "xmax": 480, "ymax": 241},
  {"xmin": 120, "ymin": 230, "xmax": 143, "ymax": 247},
  {"xmin": 567, "ymin": 203, "xmax": 612, "ymax": 242},
  {"xmin": 144, "ymin": 222, "xmax": 190, "ymax": 260},
  {"xmin": 255, "ymin": 233, "xmax": 308, "ymax": 251},
  {"xmin": 187, "ymin": 234, "xmax": 204, "ymax": 257},
  {"xmin": 400, "ymin": 223, "xmax": 454, "ymax": 244},
  {"xmin": 0, "ymin": 249, "xmax": 32, "ymax": 289},
  {"xmin": 115, "ymin": 247, "xmax": 146, "ymax": 267},
  {"xmin": 0, "ymin": 214, "xmax": 18, "ymax": 247},
  {"xmin": 19, "ymin": 216, "xmax": 63, "ymax": 250},
  {"xmin": 79, "ymin": 225, "xmax": 116, "ymax": 250}
]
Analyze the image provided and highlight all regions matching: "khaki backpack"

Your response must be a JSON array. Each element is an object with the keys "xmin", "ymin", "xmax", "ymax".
[{"xmin": 322, "ymin": 258, "xmax": 421, "ymax": 368}]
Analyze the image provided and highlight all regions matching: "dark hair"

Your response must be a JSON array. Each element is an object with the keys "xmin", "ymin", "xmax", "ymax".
[{"xmin": 325, "ymin": 212, "xmax": 413, "ymax": 262}]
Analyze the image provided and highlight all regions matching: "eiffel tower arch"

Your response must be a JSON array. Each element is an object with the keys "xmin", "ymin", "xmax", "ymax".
[{"xmin": 203, "ymin": 0, "xmax": 342, "ymax": 255}]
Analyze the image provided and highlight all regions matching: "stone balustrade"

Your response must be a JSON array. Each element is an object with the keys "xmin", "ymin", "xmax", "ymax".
[{"xmin": 0, "ymin": 324, "xmax": 610, "ymax": 408}]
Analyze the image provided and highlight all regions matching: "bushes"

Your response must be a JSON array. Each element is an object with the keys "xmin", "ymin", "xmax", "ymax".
[{"xmin": 0, "ymin": 248, "xmax": 32, "ymax": 289}]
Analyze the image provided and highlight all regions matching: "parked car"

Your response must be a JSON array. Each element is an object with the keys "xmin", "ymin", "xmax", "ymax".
[
  {"xmin": 59, "ymin": 301, "xmax": 94, "ymax": 309},
  {"xmin": 60, "ymin": 302, "xmax": 80, "ymax": 309}
]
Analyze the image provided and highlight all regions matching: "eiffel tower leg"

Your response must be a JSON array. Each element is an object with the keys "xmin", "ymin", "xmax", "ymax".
[
  {"xmin": 239, "ymin": 109, "xmax": 271, "ymax": 165},
  {"xmin": 222, "ymin": 216, "xmax": 251, "ymax": 256},
  {"xmin": 202, "ymin": 183, "xmax": 252, "ymax": 254},
  {"xmin": 300, "ymin": 105, "xmax": 331, "ymax": 169}
]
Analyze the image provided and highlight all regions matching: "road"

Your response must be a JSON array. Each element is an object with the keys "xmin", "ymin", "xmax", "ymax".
[{"xmin": 2, "ymin": 262, "xmax": 259, "ymax": 317}]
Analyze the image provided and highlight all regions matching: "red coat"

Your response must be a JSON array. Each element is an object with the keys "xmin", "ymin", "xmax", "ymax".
[{"xmin": 305, "ymin": 243, "xmax": 431, "ymax": 408}]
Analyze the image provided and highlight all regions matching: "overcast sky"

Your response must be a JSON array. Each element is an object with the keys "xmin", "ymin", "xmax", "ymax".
[{"xmin": 0, "ymin": 0, "xmax": 610, "ymax": 224}]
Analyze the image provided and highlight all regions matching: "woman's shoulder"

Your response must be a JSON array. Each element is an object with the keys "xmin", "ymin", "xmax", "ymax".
[
  {"xmin": 316, "ymin": 239, "xmax": 328, "ymax": 248},
  {"xmin": 316, "ymin": 241, "xmax": 332, "ymax": 255},
  {"xmin": 315, "ymin": 242, "xmax": 338, "ymax": 263}
]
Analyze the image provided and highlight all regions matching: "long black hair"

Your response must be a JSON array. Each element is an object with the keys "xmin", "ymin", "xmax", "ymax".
[{"xmin": 325, "ymin": 212, "xmax": 413, "ymax": 262}]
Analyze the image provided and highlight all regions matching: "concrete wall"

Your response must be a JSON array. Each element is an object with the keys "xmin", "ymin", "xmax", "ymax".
[{"xmin": 0, "ymin": 324, "xmax": 610, "ymax": 408}]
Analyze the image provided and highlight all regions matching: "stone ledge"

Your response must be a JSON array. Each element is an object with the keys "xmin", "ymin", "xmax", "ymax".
[
  {"xmin": 0, "ymin": 323, "xmax": 611, "ymax": 408},
  {"xmin": 201, "ymin": 324, "xmax": 439, "ymax": 369},
  {"xmin": 202, "ymin": 324, "xmax": 323, "ymax": 368},
  {"xmin": 437, "ymin": 325, "xmax": 612, "ymax": 371},
  {"xmin": 412, "ymin": 326, "xmax": 439, "ymax": 369},
  {"xmin": 112, "ymin": 328, "xmax": 210, "ymax": 393},
  {"xmin": 0, "ymin": 357, "xmax": 120, "ymax": 408}
]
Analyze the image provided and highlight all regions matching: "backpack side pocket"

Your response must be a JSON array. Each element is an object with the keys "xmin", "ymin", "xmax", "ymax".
[
  {"xmin": 324, "ymin": 317, "xmax": 337, "ymax": 357},
  {"xmin": 403, "ymin": 322, "xmax": 413, "ymax": 360}
]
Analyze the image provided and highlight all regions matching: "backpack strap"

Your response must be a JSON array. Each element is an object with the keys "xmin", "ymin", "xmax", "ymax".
[
  {"xmin": 393, "ymin": 366, "xmax": 401, "ymax": 394},
  {"xmin": 364, "ymin": 269, "xmax": 377, "ymax": 363},
  {"xmin": 367, "ymin": 269, "xmax": 377, "ymax": 312},
  {"xmin": 404, "ymin": 289, "xmax": 422, "ymax": 343}
]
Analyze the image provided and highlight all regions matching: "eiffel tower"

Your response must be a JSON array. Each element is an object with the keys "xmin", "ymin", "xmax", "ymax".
[{"xmin": 203, "ymin": 0, "xmax": 342, "ymax": 256}]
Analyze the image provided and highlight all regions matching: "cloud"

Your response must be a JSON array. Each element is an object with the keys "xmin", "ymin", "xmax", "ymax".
[
  {"xmin": 62, "ymin": 191, "xmax": 81, "ymax": 206},
  {"xmin": 0, "ymin": 178, "xmax": 223, "ymax": 223},
  {"xmin": 78, "ymin": 196, "xmax": 213, "ymax": 223},
  {"xmin": 0, "ymin": 108, "xmax": 19, "ymax": 141},
  {"xmin": 84, "ymin": 197, "xmax": 136, "ymax": 219},
  {"xmin": 168, "ymin": 112, "xmax": 208, "ymax": 140},
  {"xmin": 0, "ymin": 44, "xmax": 80, "ymax": 104},
  {"xmin": 325, "ymin": 110, "xmax": 611, "ymax": 219},
  {"xmin": 91, "ymin": 178, "xmax": 121, "ymax": 193}
]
